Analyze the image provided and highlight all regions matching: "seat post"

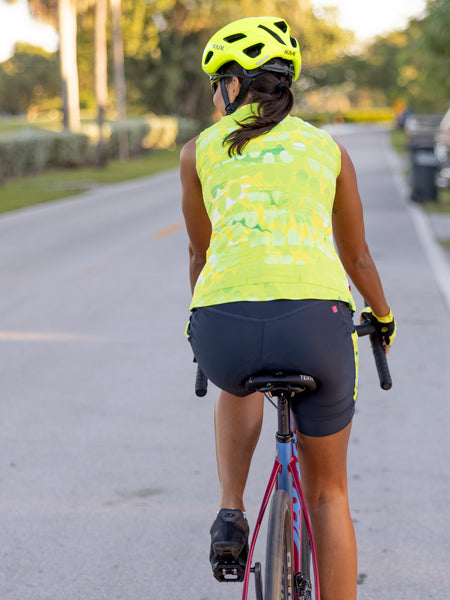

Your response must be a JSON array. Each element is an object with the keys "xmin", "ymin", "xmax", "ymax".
[{"xmin": 276, "ymin": 393, "xmax": 292, "ymax": 442}]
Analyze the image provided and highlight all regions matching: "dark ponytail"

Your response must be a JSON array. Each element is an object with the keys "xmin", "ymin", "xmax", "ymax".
[{"xmin": 222, "ymin": 60, "xmax": 294, "ymax": 156}]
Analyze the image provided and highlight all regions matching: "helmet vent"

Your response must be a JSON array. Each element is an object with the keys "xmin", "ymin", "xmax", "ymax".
[
  {"xmin": 204, "ymin": 50, "xmax": 214, "ymax": 65},
  {"xmin": 274, "ymin": 20, "xmax": 288, "ymax": 33},
  {"xmin": 258, "ymin": 24, "xmax": 286, "ymax": 45},
  {"xmin": 290, "ymin": 37, "xmax": 298, "ymax": 48},
  {"xmin": 223, "ymin": 33, "xmax": 247, "ymax": 43},
  {"xmin": 243, "ymin": 43, "xmax": 264, "ymax": 58}
]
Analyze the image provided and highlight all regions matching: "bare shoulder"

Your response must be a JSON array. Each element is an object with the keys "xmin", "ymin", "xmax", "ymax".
[
  {"xmin": 334, "ymin": 141, "xmax": 356, "ymax": 177},
  {"xmin": 180, "ymin": 135, "xmax": 200, "ymax": 168}
]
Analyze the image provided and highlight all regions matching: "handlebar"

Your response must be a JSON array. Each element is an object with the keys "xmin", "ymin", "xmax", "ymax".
[
  {"xmin": 195, "ymin": 361, "xmax": 208, "ymax": 397},
  {"xmin": 194, "ymin": 316, "xmax": 392, "ymax": 397},
  {"xmin": 355, "ymin": 321, "xmax": 392, "ymax": 390}
]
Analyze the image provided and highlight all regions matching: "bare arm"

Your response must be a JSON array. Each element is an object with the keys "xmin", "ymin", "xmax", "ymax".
[
  {"xmin": 333, "ymin": 143, "xmax": 390, "ymax": 318},
  {"xmin": 179, "ymin": 137, "xmax": 212, "ymax": 294}
]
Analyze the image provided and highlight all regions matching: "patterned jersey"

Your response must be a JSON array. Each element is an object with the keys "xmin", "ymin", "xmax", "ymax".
[{"xmin": 191, "ymin": 103, "xmax": 355, "ymax": 311}]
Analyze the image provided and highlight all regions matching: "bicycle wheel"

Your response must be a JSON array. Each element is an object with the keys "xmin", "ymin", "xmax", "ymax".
[
  {"xmin": 295, "ymin": 513, "xmax": 313, "ymax": 600},
  {"xmin": 265, "ymin": 489, "xmax": 295, "ymax": 600}
]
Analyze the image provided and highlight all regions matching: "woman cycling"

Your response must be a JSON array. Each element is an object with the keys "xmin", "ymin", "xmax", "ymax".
[{"xmin": 180, "ymin": 16, "xmax": 396, "ymax": 600}]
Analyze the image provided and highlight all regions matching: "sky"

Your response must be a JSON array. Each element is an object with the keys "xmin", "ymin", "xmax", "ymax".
[
  {"xmin": 311, "ymin": 0, "xmax": 427, "ymax": 42},
  {"xmin": 0, "ymin": 0, "xmax": 58, "ymax": 62},
  {"xmin": 0, "ymin": 0, "xmax": 428, "ymax": 63}
]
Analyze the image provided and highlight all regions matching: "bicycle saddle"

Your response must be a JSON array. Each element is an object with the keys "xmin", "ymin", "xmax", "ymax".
[{"xmin": 245, "ymin": 371, "xmax": 317, "ymax": 394}]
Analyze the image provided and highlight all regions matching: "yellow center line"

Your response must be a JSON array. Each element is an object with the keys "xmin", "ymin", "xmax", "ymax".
[{"xmin": 153, "ymin": 221, "xmax": 183, "ymax": 239}]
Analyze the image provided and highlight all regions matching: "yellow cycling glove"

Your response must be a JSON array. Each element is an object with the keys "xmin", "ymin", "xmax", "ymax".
[{"xmin": 361, "ymin": 307, "xmax": 397, "ymax": 347}]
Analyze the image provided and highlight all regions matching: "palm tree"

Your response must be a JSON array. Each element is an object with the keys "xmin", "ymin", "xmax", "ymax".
[
  {"xmin": 94, "ymin": 0, "xmax": 108, "ymax": 165},
  {"xmin": 57, "ymin": 0, "xmax": 81, "ymax": 131},
  {"xmin": 110, "ymin": 0, "xmax": 128, "ymax": 159},
  {"xmin": 18, "ymin": 0, "xmax": 81, "ymax": 132}
]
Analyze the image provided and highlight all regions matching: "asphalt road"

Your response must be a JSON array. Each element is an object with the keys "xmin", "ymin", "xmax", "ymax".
[{"xmin": 0, "ymin": 126, "xmax": 449, "ymax": 599}]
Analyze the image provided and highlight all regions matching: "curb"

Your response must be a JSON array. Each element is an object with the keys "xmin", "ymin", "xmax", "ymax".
[{"xmin": 385, "ymin": 144, "xmax": 450, "ymax": 314}]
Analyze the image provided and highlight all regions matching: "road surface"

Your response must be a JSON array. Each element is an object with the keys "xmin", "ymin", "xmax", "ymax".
[{"xmin": 0, "ymin": 126, "xmax": 449, "ymax": 599}]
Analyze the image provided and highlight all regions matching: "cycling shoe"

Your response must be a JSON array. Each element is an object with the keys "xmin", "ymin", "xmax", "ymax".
[{"xmin": 209, "ymin": 509, "xmax": 249, "ymax": 582}]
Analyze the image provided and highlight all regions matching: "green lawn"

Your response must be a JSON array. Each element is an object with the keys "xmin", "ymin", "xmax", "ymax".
[
  {"xmin": 0, "ymin": 149, "xmax": 180, "ymax": 215},
  {"xmin": 422, "ymin": 188, "xmax": 450, "ymax": 214},
  {"xmin": 390, "ymin": 128, "xmax": 408, "ymax": 156}
]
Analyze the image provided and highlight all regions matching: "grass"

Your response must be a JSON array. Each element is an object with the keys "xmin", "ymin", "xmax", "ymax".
[
  {"xmin": 0, "ymin": 149, "xmax": 180, "ymax": 215},
  {"xmin": 390, "ymin": 128, "xmax": 408, "ymax": 156},
  {"xmin": 0, "ymin": 115, "xmax": 59, "ymax": 135},
  {"xmin": 421, "ymin": 188, "xmax": 450, "ymax": 214}
]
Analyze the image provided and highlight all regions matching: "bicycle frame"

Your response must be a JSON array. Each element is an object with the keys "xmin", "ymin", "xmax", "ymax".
[{"xmin": 242, "ymin": 394, "xmax": 321, "ymax": 600}]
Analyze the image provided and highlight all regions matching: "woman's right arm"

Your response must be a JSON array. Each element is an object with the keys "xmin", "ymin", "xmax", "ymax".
[
  {"xmin": 180, "ymin": 137, "xmax": 212, "ymax": 294},
  {"xmin": 332, "ymin": 143, "xmax": 390, "ymax": 319}
]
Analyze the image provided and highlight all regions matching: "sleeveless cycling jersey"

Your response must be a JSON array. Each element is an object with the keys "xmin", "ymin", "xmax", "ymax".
[{"xmin": 191, "ymin": 103, "xmax": 355, "ymax": 311}]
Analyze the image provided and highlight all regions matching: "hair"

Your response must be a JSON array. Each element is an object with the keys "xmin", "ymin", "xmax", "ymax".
[{"xmin": 221, "ymin": 60, "xmax": 294, "ymax": 157}]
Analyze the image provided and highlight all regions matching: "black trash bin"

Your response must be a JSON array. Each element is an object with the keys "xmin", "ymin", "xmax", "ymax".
[
  {"xmin": 405, "ymin": 113, "xmax": 442, "ymax": 203},
  {"xmin": 409, "ymin": 145, "xmax": 439, "ymax": 202}
]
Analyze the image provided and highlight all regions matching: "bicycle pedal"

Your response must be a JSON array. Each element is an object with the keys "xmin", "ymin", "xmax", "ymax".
[
  {"xmin": 294, "ymin": 572, "xmax": 312, "ymax": 599},
  {"xmin": 212, "ymin": 558, "xmax": 246, "ymax": 582}
]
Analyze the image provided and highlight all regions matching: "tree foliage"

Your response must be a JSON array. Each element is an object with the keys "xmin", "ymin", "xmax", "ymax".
[
  {"xmin": 0, "ymin": 43, "xmax": 59, "ymax": 114},
  {"xmin": 120, "ymin": 0, "xmax": 353, "ymax": 120},
  {"xmin": 315, "ymin": 0, "xmax": 449, "ymax": 113},
  {"xmin": 1, "ymin": 0, "xmax": 448, "ymax": 121}
]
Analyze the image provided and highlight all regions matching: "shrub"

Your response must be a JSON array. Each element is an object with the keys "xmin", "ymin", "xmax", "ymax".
[
  {"xmin": 175, "ymin": 116, "xmax": 202, "ymax": 144},
  {"xmin": 0, "ymin": 129, "xmax": 92, "ymax": 180},
  {"xmin": 0, "ymin": 113, "xmax": 202, "ymax": 182},
  {"xmin": 105, "ymin": 118, "xmax": 150, "ymax": 158}
]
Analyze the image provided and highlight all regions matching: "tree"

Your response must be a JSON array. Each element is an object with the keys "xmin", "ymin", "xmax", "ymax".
[
  {"xmin": 94, "ymin": 0, "xmax": 108, "ymax": 165},
  {"xmin": 110, "ymin": 0, "xmax": 128, "ymax": 159},
  {"xmin": 0, "ymin": 44, "xmax": 59, "ymax": 114},
  {"xmin": 120, "ymin": 0, "xmax": 354, "ymax": 120},
  {"xmin": 57, "ymin": 0, "xmax": 81, "ymax": 131},
  {"xmin": 10, "ymin": 0, "xmax": 82, "ymax": 130}
]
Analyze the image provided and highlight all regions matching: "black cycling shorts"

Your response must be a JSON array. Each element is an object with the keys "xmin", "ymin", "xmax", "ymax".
[{"xmin": 187, "ymin": 299, "xmax": 358, "ymax": 437}]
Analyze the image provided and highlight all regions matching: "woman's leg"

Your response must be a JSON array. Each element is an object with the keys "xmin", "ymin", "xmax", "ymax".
[
  {"xmin": 296, "ymin": 421, "xmax": 357, "ymax": 600},
  {"xmin": 214, "ymin": 389, "xmax": 264, "ymax": 510}
]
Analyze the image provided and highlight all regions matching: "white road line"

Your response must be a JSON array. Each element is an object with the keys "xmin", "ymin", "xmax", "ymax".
[{"xmin": 385, "ymin": 145, "xmax": 450, "ymax": 313}]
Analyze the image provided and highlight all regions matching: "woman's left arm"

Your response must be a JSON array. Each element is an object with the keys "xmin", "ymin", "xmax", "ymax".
[{"xmin": 180, "ymin": 137, "xmax": 212, "ymax": 294}]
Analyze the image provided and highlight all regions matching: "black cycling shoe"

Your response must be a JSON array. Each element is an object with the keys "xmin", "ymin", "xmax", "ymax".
[{"xmin": 209, "ymin": 509, "xmax": 249, "ymax": 582}]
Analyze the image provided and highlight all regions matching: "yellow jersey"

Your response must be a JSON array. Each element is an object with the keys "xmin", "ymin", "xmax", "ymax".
[{"xmin": 191, "ymin": 103, "xmax": 355, "ymax": 311}]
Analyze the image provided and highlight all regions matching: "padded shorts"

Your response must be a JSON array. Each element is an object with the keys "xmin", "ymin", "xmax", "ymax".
[{"xmin": 187, "ymin": 299, "xmax": 358, "ymax": 437}]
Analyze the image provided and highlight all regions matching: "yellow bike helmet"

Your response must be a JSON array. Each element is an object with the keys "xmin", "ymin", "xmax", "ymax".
[{"xmin": 202, "ymin": 17, "xmax": 301, "ymax": 81}]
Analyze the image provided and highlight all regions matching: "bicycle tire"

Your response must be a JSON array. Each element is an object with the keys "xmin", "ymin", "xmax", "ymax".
[
  {"xmin": 265, "ymin": 489, "xmax": 295, "ymax": 600},
  {"xmin": 295, "ymin": 513, "xmax": 313, "ymax": 600},
  {"xmin": 300, "ymin": 513, "xmax": 312, "ymax": 580}
]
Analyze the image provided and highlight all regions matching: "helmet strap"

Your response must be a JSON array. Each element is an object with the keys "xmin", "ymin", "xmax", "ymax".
[{"xmin": 221, "ymin": 76, "xmax": 252, "ymax": 115}]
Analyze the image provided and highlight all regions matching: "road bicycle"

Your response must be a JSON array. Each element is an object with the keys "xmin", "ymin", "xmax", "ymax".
[{"xmin": 194, "ymin": 317, "xmax": 392, "ymax": 600}]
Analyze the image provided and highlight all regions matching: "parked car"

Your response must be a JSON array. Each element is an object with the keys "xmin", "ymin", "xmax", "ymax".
[
  {"xmin": 404, "ymin": 113, "xmax": 442, "ymax": 147},
  {"xmin": 434, "ymin": 106, "xmax": 450, "ymax": 189}
]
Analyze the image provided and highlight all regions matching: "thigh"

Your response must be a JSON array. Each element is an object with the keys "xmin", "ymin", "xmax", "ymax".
[
  {"xmin": 187, "ymin": 305, "xmax": 264, "ymax": 396},
  {"xmin": 262, "ymin": 300, "xmax": 358, "ymax": 437}
]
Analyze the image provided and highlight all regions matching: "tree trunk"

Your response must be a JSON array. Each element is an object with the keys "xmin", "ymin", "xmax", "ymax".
[
  {"xmin": 57, "ymin": 0, "xmax": 80, "ymax": 132},
  {"xmin": 110, "ymin": 0, "xmax": 128, "ymax": 160},
  {"xmin": 95, "ymin": 0, "xmax": 108, "ymax": 166}
]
